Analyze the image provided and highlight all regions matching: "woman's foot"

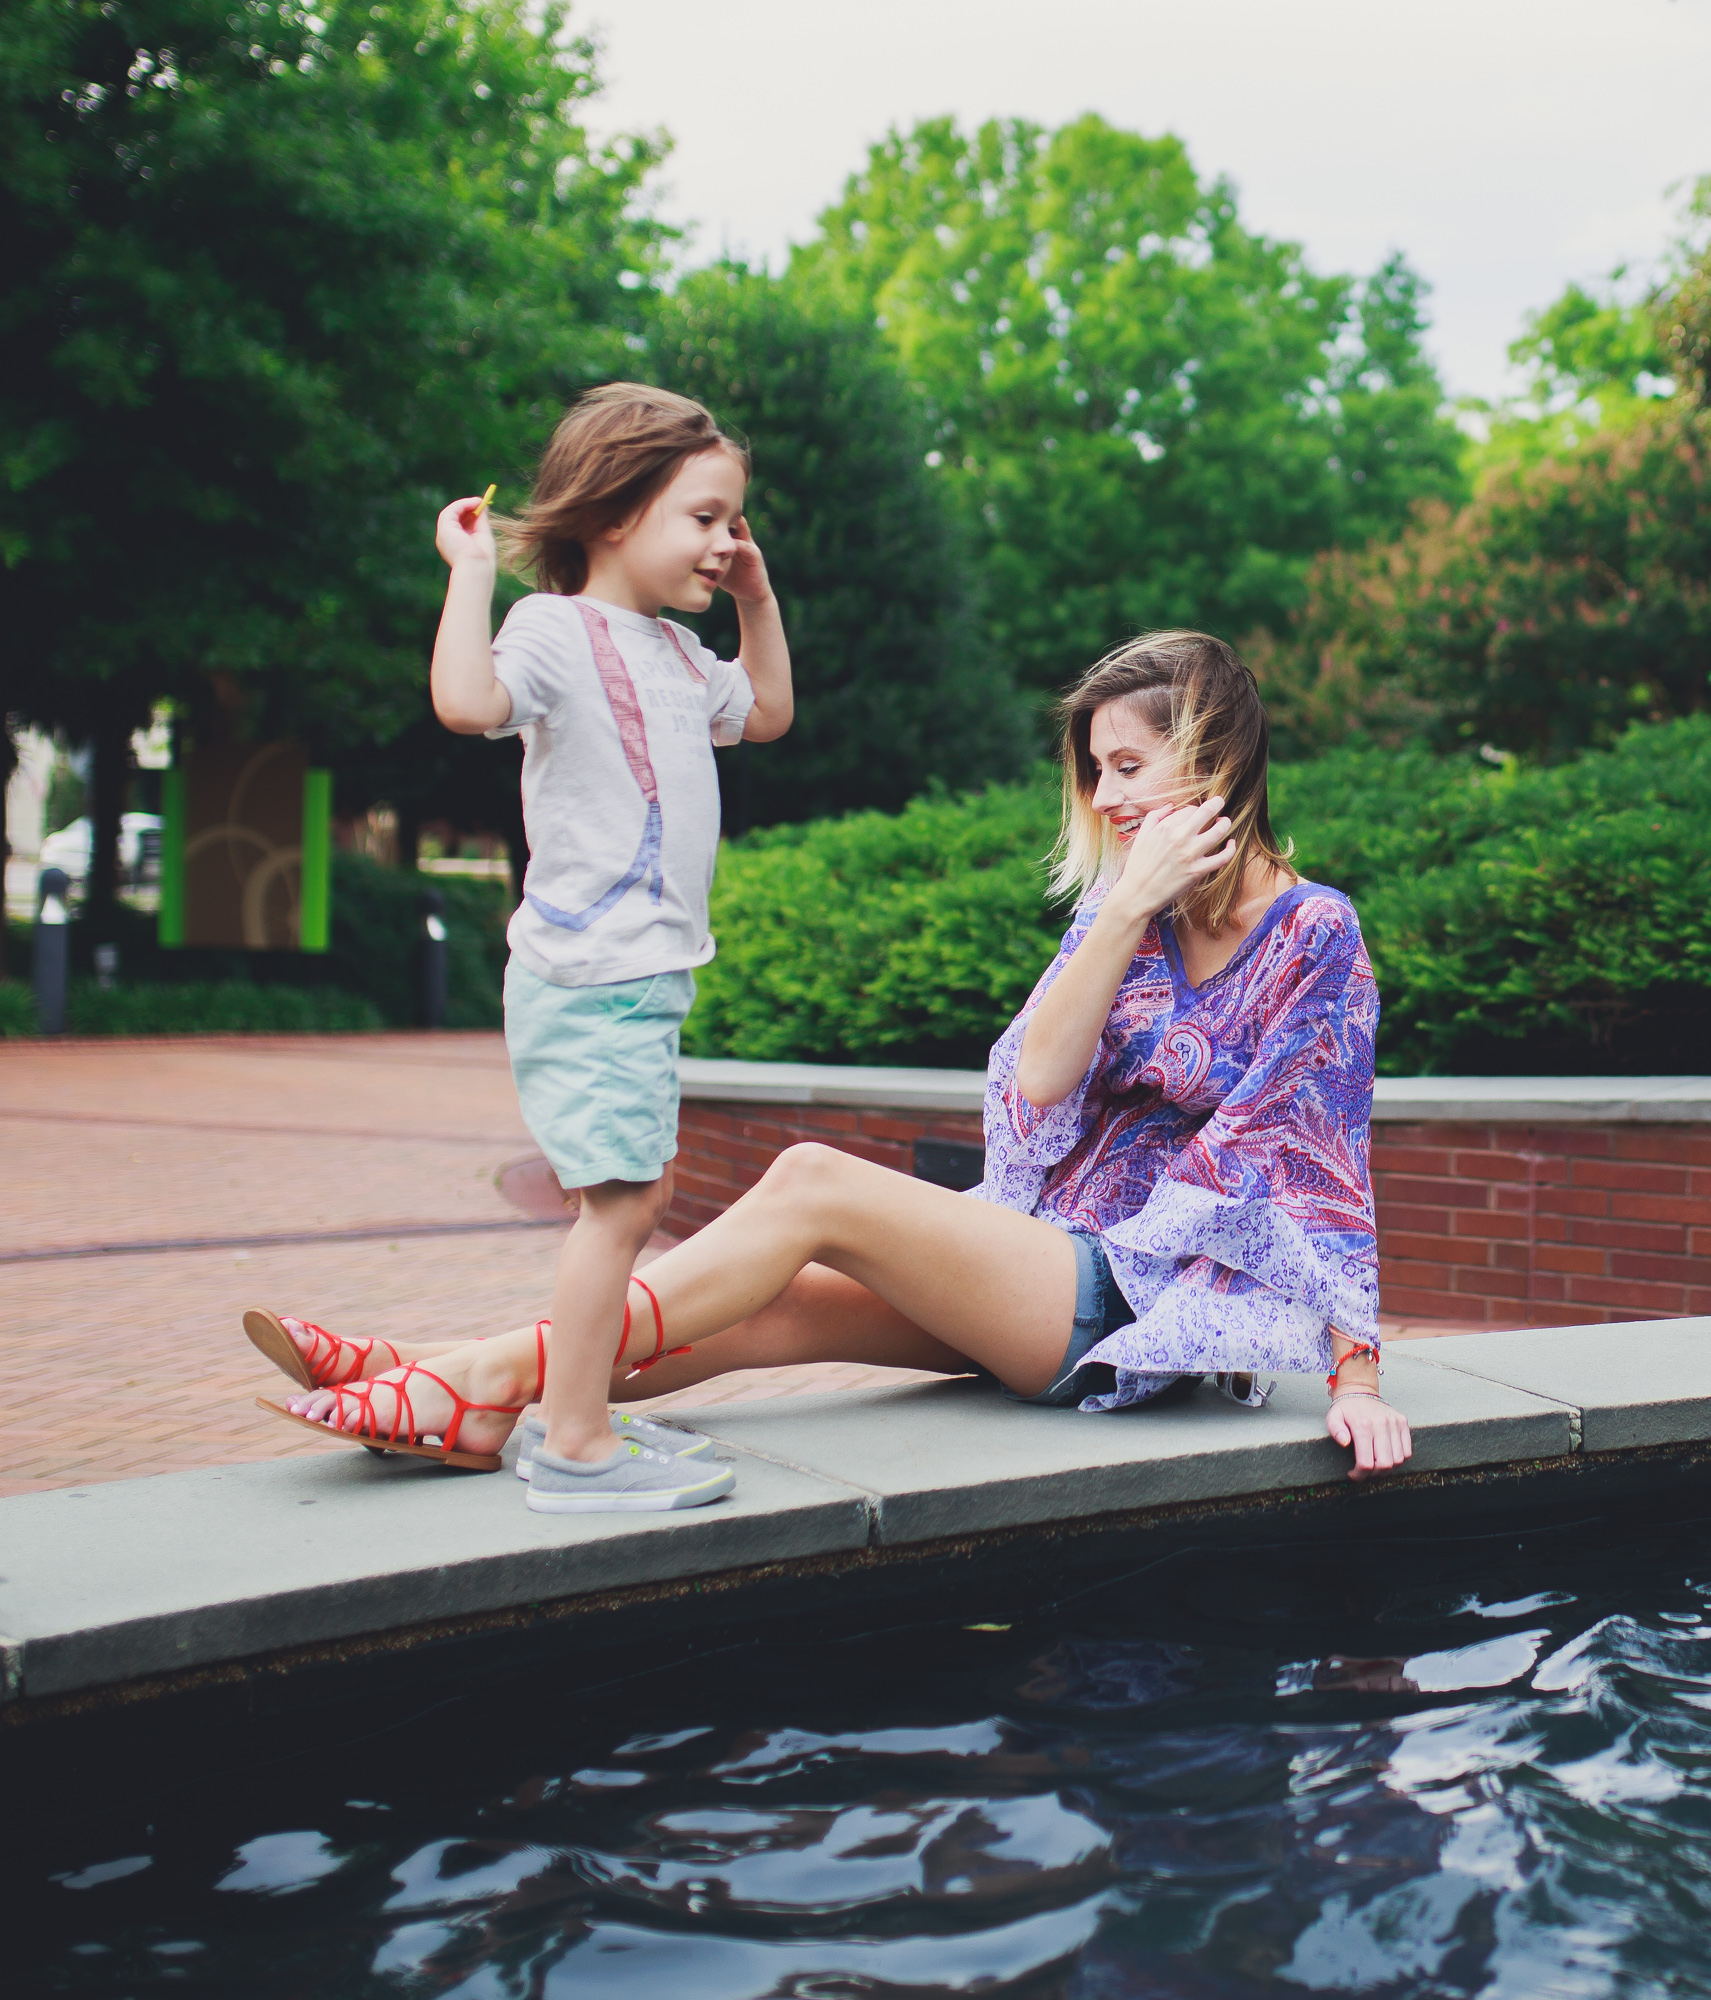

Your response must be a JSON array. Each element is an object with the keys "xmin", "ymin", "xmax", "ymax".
[
  {"xmin": 286, "ymin": 1338, "xmax": 535, "ymax": 1460},
  {"xmin": 256, "ymin": 1313, "xmax": 474, "ymax": 1387}
]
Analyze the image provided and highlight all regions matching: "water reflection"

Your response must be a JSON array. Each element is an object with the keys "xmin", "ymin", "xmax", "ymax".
[{"xmin": 23, "ymin": 1518, "xmax": 1711, "ymax": 1996}]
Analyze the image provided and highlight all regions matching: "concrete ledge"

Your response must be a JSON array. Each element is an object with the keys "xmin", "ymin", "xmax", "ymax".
[
  {"xmin": 678, "ymin": 1059, "xmax": 1711, "ymax": 1125},
  {"xmin": 686, "ymin": 1353, "xmax": 1574, "ymax": 1545},
  {"xmin": 8, "ymin": 1320, "xmax": 1709, "ymax": 1712},
  {"xmin": 679, "ymin": 1057, "xmax": 986, "ymax": 1114},
  {"xmin": 0, "ymin": 1440, "xmax": 868, "ymax": 1702},
  {"xmin": 1372, "ymin": 1076, "xmax": 1710, "ymax": 1122},
  {"xmin": 1406, "ymin": 1319, "xmax": 1711, "ymax": 1451}
]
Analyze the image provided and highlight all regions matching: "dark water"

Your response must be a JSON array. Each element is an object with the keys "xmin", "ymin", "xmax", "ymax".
[{"xmin": 19, "ymin": 1500, "xmax": 1711, "ymax": 1998}]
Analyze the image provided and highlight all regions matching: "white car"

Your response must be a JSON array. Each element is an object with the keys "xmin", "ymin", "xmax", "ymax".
[{"xmin": 38, "ymin": 813, "xmax": 163, "ymax": 884}]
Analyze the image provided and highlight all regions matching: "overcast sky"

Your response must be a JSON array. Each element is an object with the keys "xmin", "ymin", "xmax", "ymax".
[{"xmin": 586, "ymin": 0, "xmax": 1711, "ymax": 403}]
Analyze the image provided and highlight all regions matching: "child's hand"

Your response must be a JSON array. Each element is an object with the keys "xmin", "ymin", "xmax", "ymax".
[
  {"xmin": 720, "ymin": 517, "xmax": 773, "ymax": 604},
  {"xmin": 435, "ymin": 495, "xmax": 498, "ymax": 572}
]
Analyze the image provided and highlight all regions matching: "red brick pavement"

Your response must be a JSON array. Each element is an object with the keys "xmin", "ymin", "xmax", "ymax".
[
  {"xmin": 0, "ymin": 1035, "xmax": 938, "ymax": 1495},
  {"xmin": 1, "ymin": 1034, "xmax": 1479, "ymax": 1497}
]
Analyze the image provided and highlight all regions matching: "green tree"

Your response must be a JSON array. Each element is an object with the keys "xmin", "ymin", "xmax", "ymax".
[
  {"xmin": 648, "ymin": 264, "xmax": 1031, "ymax": 827},
  {"xmin": 1, "ymin": 0, "xmax": 659, "ymax": 917},
  {"xmin": 794, "ymin": 114, "xmax": 1466, "ymax": 693},
  {"xmin": 1259, "ymin": 204, "xmax": 1711, "ymax": 762},
  {"xmin": 1462, "ymin": 178, "xmax": 1710, "ymax": 480}
]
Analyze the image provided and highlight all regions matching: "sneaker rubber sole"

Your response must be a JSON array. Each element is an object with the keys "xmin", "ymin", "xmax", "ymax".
[{"xmin": 525, "ymin": 1462, "xmax": 735, "ymax": 1514}]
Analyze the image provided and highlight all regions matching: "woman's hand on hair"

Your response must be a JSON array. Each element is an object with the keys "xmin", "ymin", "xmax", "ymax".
[
  {"xmin": 435, "ymin": 495, "xmax": 498, "ymax": 573},
  {"xmin": 1326, "ymin": 1393, "xmax": 1414, "ymax": 1481},
  {"xmin": 720, "ymin": 516, "xmax": 773, "ymax": 605},
  {"xmin": 1107, "ymin": 795, "xmax": 1235, "ymax": 927}
]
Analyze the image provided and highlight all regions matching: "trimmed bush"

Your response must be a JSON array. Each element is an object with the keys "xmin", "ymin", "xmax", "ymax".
[
  {"xmin": 1272, "ymin": 716, "xmax": 1711, "ymax": 899},
  {"xmin": 686, "ymin": 780, "xmax": 1068, "ymax": 1068},
  {"xmin": 325, "ymin": 850, "xmax": 508, "ymax": 1028},
  {"xmin": 0, "ymin": 981, "xmax": 37, "ymax": 1037},
  {"xmin": 687, "ymin": 718, "xmax": 1711, "ymax": 1075},
  {"xmin": 0, "ymin": 979, "xmax": 382, "ymax": 1037}
]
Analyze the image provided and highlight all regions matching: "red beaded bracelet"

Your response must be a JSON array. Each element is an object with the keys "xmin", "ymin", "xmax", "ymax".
[{"xmin": 1326, "ymin": 1339, "xmax": 1381, "ymax": 1394}]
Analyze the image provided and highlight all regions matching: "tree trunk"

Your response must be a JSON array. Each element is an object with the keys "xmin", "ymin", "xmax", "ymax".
[
  {"xmin": 86, "ymin": 718, "xmax": 129, "ymax": 931},
  {"xmin": 396, "ymin": 802, "xmax": 421, "ymax": 874},
  {"xmin": 0, "ymin": 720, "xmax": 13, "ymax": 980}
]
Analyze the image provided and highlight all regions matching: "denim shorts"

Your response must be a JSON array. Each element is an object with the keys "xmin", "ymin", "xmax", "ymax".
[
  {"xmin": 504, "ymin": 958, "xmax": 695, "ymax": 1189},
  {"xmin": 1000, "ymin": 1228, "xmax": 1133, "ymax": 1407}
]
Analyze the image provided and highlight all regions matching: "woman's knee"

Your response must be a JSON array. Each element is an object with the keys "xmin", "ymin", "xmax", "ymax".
[{"xmin": 756, "ymin": 1142, "xmax": 852, "ymax": 1214}]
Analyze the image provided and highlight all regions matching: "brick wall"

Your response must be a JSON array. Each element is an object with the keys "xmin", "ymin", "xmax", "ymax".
[
  {"xmin": 666, "ymin": 1096, "xmax": 1711, "ymax": 1327},
  {"xmin": 669, "ymin": 1100, "xmax": 984, "ymax": 1236},
  {"xmin": 1372, "ymin": 1121, "xmax": 1711, "ymax": 1326}
]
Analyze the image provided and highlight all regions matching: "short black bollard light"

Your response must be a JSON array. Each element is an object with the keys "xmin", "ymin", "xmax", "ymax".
[
  {"xmin": 420, "ymin": 887, "xmax": 448, "ymax": 1029},
  {"xmin": 34, "ymin": 866, "xmax": 71, "ymax": 1036},
  {"xmin": 93, "ymin": 942, "xmax": 120, "ymax": 990}
]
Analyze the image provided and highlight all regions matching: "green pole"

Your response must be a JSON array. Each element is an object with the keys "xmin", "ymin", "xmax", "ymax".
[
  {"xmin": 157, "ymin": 766, "xmax": 187, "ymax": 947},
  {"xmin": 299, "ymin": 768, "xmax": 332, "ymax": 952}
]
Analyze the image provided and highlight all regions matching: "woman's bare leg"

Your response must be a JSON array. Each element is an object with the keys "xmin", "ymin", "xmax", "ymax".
[
  {"xmin": 609, "ymin": 1145, "xmax": 1077, "ymax": 1393},
  {"xmin": 607, "ymin": 1259, "xmax": 975, "ymax": 1401},
  {"xmin": 287, "ymin": 1146, "xmax": 1079, "ymax": 1440}
]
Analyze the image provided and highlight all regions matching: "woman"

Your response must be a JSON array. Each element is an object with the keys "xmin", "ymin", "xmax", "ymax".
[{"xmin": 263, "ymin": 632, "xmax": 1411, "ymax": 1483}]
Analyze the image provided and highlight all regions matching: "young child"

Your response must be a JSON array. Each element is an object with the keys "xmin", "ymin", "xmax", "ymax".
[{"xmin": 432, "ymin": 383, "xmax": 793, "ymax": 1512}]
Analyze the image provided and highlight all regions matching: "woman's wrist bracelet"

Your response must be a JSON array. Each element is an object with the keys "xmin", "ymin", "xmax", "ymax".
[{"xmin": 1326, "ymin": 1339, "xmax": 1381, "ymax": 1399}]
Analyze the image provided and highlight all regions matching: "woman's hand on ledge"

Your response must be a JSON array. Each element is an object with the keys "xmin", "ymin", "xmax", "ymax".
[{"xmin": 1326, "ymin": 1394, "xmax": 1414, "ymax": 1481}]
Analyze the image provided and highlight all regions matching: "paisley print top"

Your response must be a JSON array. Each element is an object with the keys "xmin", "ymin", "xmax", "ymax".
[{"xmin": 974, "ymin": 881, "xmax": 1380, "ymax": 1410}]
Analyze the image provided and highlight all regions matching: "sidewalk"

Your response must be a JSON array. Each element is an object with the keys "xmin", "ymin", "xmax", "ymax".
[{"xmin": 2, "ymin": 1033, "xmax": 1487, "ymax": 1497}]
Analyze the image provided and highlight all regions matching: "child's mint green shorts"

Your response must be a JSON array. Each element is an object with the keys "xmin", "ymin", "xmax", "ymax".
[{"xmin": 503, "ymin": 959, "xmax": 696, "ymax": 1190}]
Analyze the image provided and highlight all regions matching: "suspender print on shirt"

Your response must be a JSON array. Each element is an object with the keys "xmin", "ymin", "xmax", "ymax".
[{"xmin": 523, "ymin": 600, "xmax": 707, "ymax": 935}]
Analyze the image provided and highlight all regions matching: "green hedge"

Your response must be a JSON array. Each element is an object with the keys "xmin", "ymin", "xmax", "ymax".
[
  {"xmin": 0, "ymin": 979, "xmax": 383, "ymax": 1037},
  {"xmin": 685, "ymin": 781, "xmax": 1068, "ymax": 1069},
  {"xmin": 0, "ymin": 982, "xmax": 36, "ymax": 1037},
  {"xmin": 324, "ymin": 851, "xmax": 509, "ymax": 1029},
  {"xmin": 687, "ymin": 717, "xmax": 1711, "ymax": 1075}
]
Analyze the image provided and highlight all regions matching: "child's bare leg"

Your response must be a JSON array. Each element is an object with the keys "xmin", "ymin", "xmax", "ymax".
[{"xmin": 542, "ymin": 1173, "xmax": 671, "ymax": 1464}]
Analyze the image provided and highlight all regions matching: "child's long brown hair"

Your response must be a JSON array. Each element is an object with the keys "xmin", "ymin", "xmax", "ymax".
[
  {"xmin": 1049, "ymin": 630, "xmax": 1296, "ymax": 934},
  {"xmin": 499, "ymin": 383, "xmax": 749, "ymax": 595}
]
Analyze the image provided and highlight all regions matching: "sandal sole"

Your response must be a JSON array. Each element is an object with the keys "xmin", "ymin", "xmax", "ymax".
[
  {"xmin": 243, "ymin": 1309, "xmax": 317, "ymax": 1394},
  {"xmin": 256, "ymin": 1397, "xmax": 503, "ymax": 1473}
]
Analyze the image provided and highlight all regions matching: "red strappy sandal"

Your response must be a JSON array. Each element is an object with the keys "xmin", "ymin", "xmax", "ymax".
[
  {"xmin": 243, "ymin": 1309, "xmax": 401, "ymax": 1394},
  {"xmin": 257, "ymin": 1323, "xmax": 547, "ymax": 1472},
  {"xmin": 613, "ymin": 1277, "xmax": 692, "ymax": 1380}
]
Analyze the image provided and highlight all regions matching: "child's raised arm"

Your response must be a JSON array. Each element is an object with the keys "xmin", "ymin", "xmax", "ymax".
[
  {"xmin": 723, "ymin": 518, "xmax": 793, "ymax": 743},
  {"xmin": 431, "ymin": 496, "xmax": 512, "ymax": 735}
]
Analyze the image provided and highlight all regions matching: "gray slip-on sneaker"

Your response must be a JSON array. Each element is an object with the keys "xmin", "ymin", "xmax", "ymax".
[
  {"xmin": 526, "ymin": 1438, "xmax": 736, "ymax": 1514},
  {"xmin": 515, "ymin": 1410, "xmax": 713, "ymax": 1481}
]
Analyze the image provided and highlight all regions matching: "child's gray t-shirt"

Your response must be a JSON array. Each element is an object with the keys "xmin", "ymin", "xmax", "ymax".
[{"xmin": 486, "ymin": 593, "xmax": 753, "ymax": 988}]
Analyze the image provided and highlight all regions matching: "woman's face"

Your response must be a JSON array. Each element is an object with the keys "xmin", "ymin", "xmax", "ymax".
[{"xmin": 1087, "ymin": 698, "xmax": 1198, "ymax": 843}]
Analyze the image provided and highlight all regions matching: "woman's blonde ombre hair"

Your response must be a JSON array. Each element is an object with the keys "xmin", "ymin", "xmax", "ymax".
[{"xmin": 1049, "ymin": 630, "xmax": 1296, "ymax": 935}]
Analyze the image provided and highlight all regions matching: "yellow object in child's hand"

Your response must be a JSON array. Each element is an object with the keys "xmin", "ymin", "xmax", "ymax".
[{"xmin": 474, "ymin": 483, "xmax": 497, "ymax": 518}]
